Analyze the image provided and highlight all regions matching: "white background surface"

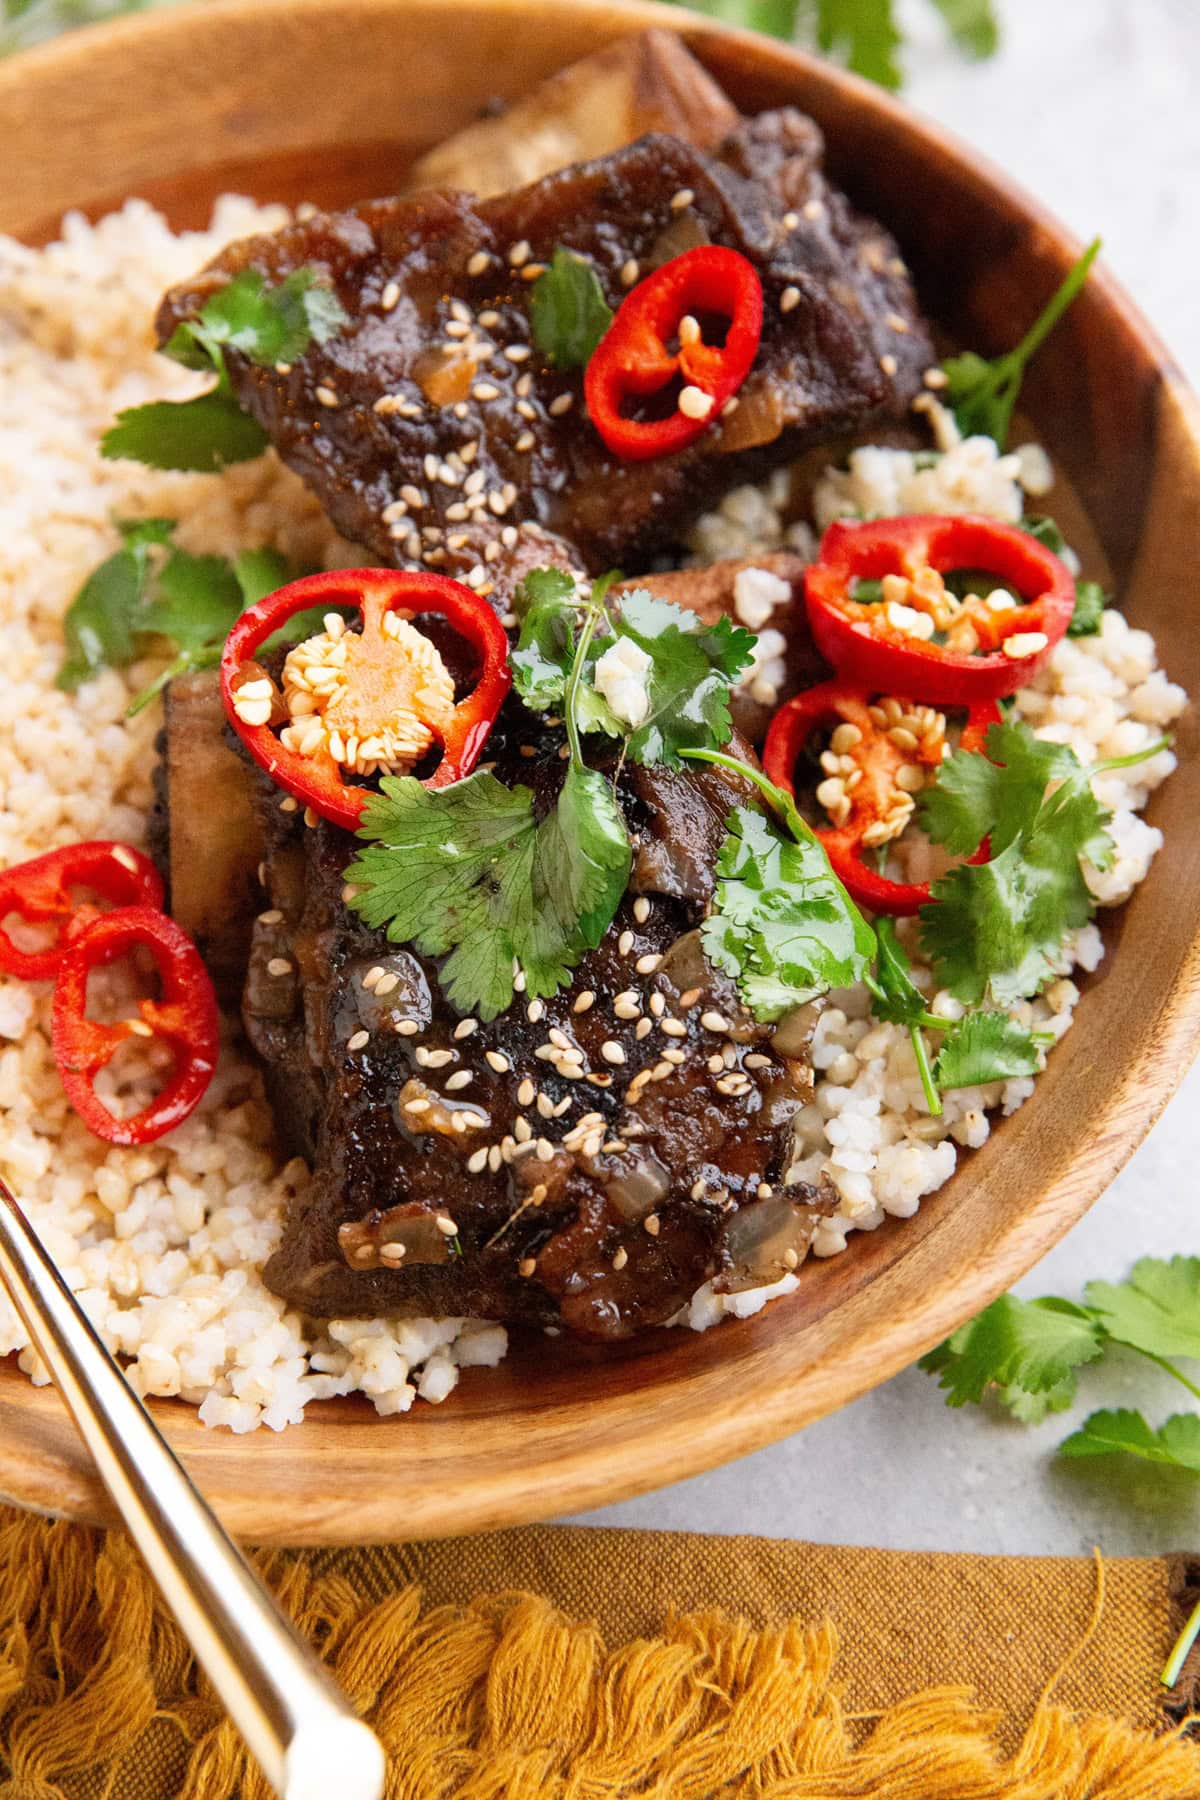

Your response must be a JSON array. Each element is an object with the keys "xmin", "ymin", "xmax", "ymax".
[{"xmin": 572, "ymin": 0, "xmax": 1200, "ymax": 1555}]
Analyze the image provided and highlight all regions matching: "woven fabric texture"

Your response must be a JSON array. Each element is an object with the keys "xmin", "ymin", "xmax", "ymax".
[{"xmin": 0, "ymin": 1509, "xmax": 1196, "ymax": 1799}]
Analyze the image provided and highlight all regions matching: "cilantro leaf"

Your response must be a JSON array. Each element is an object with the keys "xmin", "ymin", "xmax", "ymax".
[
  {"xmin": 346, "ymin": 773, "xmax": 537, "ymax": 1020},
  {"xmin": 137, "ymin": 550, "xmax": 243, "ymax": 656},
  {"xmin": 1084, "ymin": 1257, "xmax": 1200, "ymax": 1363},
  {"xmin": 1058, "ymin": 1408, "xmax": 1200, "ymax": 1474},
  {"xmin": 704, "ymin": 800, "xmax": 876, "ymax": 1020},
  {"xmin": 868, "ymin": 916, "xmax": 929, "ymax": 1026},
  {"xmin": 529, "ymin": 248, "xmax": 613, "ymax": 370},
  {"xmin": 918, "ymin": 1295, "xmax": 1104, "ymax": 1412},
  {"xmin": 56, "ymin": 519, "xmax": 168, "ymax": 691},
  {"xmin": 101, "ymin": 391, "xmax": 269, "ymax": 471},
  {"xmin": 1022, "ymin": 515, "xmax": 1065, "ymax": 554},
  {"xmin": 933, "ymin": 1010, "xmax": 1045, "ymax": 1090},
  {"xmin": 614, "ymin": 589, "xmax": 755, "ymax": 767},
  {"xmin": 102, "ymin": 266, "xmax": 344, "ymax": 473},
  {"xmin": 927, "ymin": 0, "xmax": 998, "ymax": 59},
  {"xmin": 918, "ymin": 720, "xmax": 1113, "ymax": 1003},
  {"xmin": 524, "ymin": 764, "xmax": 632, "ymax": 996},
  {"xmin": 941, "ymin": 239, "xmax": 1100, "ymax": 446},
  {"xmin": 812, "ymin": 0, "xmax": 903, "ymax": 89},
  {"xmin": 1068, "ymin": 579, "xmax": 1105, "ymax": 638},
  {"xmin": 233, "ymin": 547, "xmax": 293, "ymax": 609},
  {"xmin": 165, "ymin": 266, "xmax": 348, "ymax": 372}
]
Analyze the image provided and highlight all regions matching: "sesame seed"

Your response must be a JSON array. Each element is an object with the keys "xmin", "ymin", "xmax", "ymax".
[
  {"xmin": 783, "ymin": 1246, "xmax": 800, "ymax": 1270},
  {"xmin": 473, "ymin": 382, "xmax": 501, "ymax": 401},
  {"xmin": 467, "ymin": 1148, "xmax": 488, "ymax": 1174},
  {"xmin": 782, "ymin": 210, "xmax": 800, "ymax": 230},
  {"xmin": 618, "ymin": 930, "xmax": 634, "ymax": 956},
  {"xmin": 923, "ymin": 366, "xmax": 949, "ymax": 390},
  {"xmin": 397, "ymin": 1019, "xmax": 420, "ymax": 1037},
  {"xmin": 643, "ymin": 1212, "xmax": 661, "ymax": 1236},
  {"xmin": 280, "ymin": 795, "xmax": 299, "ymax": 813},
  {"xmin": 504, "ymin": 345, "xmax": 531, "ymax": 363},
  {"xmin": 374, "ymin": 972, "xmax": 401, "ymax": 997},
  {"xmin": 549, "ymin": 392, "xmax": 573, "ymax": 416},
  {"xmin": 804, "ymin": 198, "xmax": 826, "ymax": 221},
  {"xmin": 508, "ymin": 239, "xmax": 531, "ymax": 267},
  {"xmin": 635, "ymin": 1018, "xmax": 653, "ymax": 1040},
  {"xmin": 612, "ymin": 1246, "xmax": 629, "ymax": 1271},
  {"xmin": 467, "ymin": 250, "xmax": 491, "ymax": 276},
  {"xmin": 573, "ymin": 991, "xmax": 595, "ymax": 1014},
  {"xmin": 380, "ymin": 280, "xmax": 401, "ymax": 310},
  {"xmin": 445, "ymin": 318, "xmax": 470, "ymax": 339},
  {"xmin": 404, "ymin": 1097, "xmax": 431, "ymax": 1115},
  {"xmin": 379, "ymin": 1243, "xmax": 406, "ymax": 1265},
  {"xmin": 636, "ymin": 953, "xmax": 663, "ymax": 975},
  {"xmin": 880, "ymin": 353, "xmax": 899, "ymax": 377},
  {"xmin": 701, "ymin": 1011, "xmax": 730, "ymax": 1033},
  {"xmin": 632, "ymin": 897, "xmax": 650, "ymax": 923},
  {"xmin": 454, "ymin": 1019, "xmax": 479, "ymax": 1040},
  {"xmin": 316, "ymin": 385, "xmax": 339, "ymax": 407},
  {"xmin": 527, "ymin": 999, "xmax": 545, "ymax": 1023},
  {"xmin": 536, "ymin": 1139, "xmax": 555, "ymax": 1162},
  {"xmin": 678, "ymin": 988, "xmax": 702, "ymax": 1009},
  {"xmin": 401, "ymin": 484, "xmax": 424, "ymax": 508},
  {"xmin": 347, "ymin": 1029, "xmax": 369, "ymax": 1051},
  {"xmin": 678, "ymin": 385, "xmax": 713, "ymax": 421},
  {"xmin": 647, "ymin": 993, "xmax": 665, "ymax": 1019},
  {"xmin": 886, "ymin": 310, "xmax": 910, "ymax": 333},
  {"xmin": 678, "ymin": 314, "xmax": 701, "ymax": 347},
  {"xmin": 519, "ymin": 1257, "xmax": 537, "ymax": 1278},
  {"xmin": 662, "ymin": 1048, "xmax": 685, "ymax": 1066},
  {"xmin": 670, "ymin": 188, "xmax": 694, "ymax": 211},
  {"xmin": 1002, "ymin": 631, "xmax": 1049, "ymax": 659},
  {"xmin": 549, "ymin": 1028, "xmax": 572, "ymax": 1051},
  {"xmin": 745, "ymin": 1053, "xmax": 771, "ymax": 1070},
  {"xmin": 707, "ymin": 1053, "xmax": 724, "ymax": 1074},
  {"xmin": 488, "ymin": 1145, "xmax": 503, "ymax": 1172},
  {"xmin": 485, "ymin": 1050, "xmax": 510, "ymax": 1073},
  {"xmin": 266, "ymin": 957, "xmax": 292, "ymax": 977},
  {"xmin": 521, "ymin": 263, "xmax": 547, "ymax": 281},
  {"xmin": 515, "ymin": 431, "xmax": 536, "ymax": 452},
  {"xmin": 516, "ymin": 1078, "xmax": 536, "ymax": 1107},
  {"xmin": 536, "ymin": 1093, "xmax": 555, "ymax": 1119},
  {"xmin": 435, "ymin": 1215, "xmax": 459, "ymax": 1237},
  {"xmin": 613, "ymin": 997, "xmax": 640, "ymax": 1021},
  {"xmin": 513, "ymin": 971, "xmax": 527, "ymax": 993},
  {"xmin": 515, "ymin": 1117, "xmax": 533, "ymax": 1142},
  {"xmin": 258, "ymin": 908, "xmax": 283, "ymax": 925},
  {"xmin": 690, "ymin": 1179, "xmax": 707, "ymax": 1201},
  {"xmin": 660, "ymin": 1018, "xmax": 687, "ymax": 1039},
  {"xmin": 516, "ymin": 400, "xmax": 536, "ymax": 420},
  {"xmin": 601, "ymin": 1041, "xmax": 626, "ymax": 1065},
  {"xmin": 620, "ymin": 258, "xmax": 640, "ymax": 288},
  {"xmin": 445, "ymin": 1070, "xmax": 473, "ymax": 1091}
]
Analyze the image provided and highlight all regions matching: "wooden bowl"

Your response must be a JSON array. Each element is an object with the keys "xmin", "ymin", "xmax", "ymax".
[{"xmin": 1, "ymin": 0, "xmax": 1197, "ymax": 1546}]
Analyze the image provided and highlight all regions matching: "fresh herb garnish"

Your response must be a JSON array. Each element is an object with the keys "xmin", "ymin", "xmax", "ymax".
[
  {"xmin": 512, "ymin": 571, "xmax": 755, "ymax": 766},
  {"xmin": 57, "ymin": 518, "xmax": 307, "ymax": 713},
  {"xmin": 918, "ymin": 718, "xmax": 1130, "ymax": 1005},
  {"xmin": 102, "ymin": 267, "xmax": 346, "ymax": 472},
  {"xmin": 1067, "ymin": 580, "xmax": 1106, "ymax": 637},
  {"xmin": 932, "ymin": 1009, "xmax": 1048, "ymax": 1090},
  {"xmin": 347, "ymin": 573, "xmax": 631, "ymax": 1019},
  {"xmin": 528, "ymin": 248, "xmax": 613, "ymax": 370},
  {"xmin": 674, "ymin": 0, "xmax": 996, "ymax": 90},
  {"xmin": 941, "ymin": 238, "xmax": 1101, "ymax": 446},
  {"xmin": 680, "ymin": 750, "xmax": 876, "ymax": 1019},
  {"xmin": 923, "ymin": 1255, "xmax": 1200, "ymax": 1689}
]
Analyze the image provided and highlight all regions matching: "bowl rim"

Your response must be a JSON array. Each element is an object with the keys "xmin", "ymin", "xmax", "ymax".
[{"xmin": 0, "ymin": 0, "xmax": 1198, "ymax": 1544}]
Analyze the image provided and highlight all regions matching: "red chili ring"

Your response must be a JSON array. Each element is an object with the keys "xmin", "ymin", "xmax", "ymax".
[{"xmin": 0, "ymin": 841, "xmax": 164, "ymax": 981}]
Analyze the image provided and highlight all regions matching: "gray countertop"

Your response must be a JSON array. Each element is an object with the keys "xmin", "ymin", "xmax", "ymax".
[{"xmin": 571, "ymin": 0, "xmax": 1200, "ymax": 1556}]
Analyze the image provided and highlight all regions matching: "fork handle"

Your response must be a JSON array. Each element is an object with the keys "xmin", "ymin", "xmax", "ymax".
[{"xmin": 0, "ymin": 1176, "xmax": 385, "ymax": 1800}]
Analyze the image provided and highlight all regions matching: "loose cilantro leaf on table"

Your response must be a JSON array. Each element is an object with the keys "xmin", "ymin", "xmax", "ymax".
[
  {"xmin": 941, "ymin": 238, "xmax": 1100, "ymax": 446},
  {"xmin": 1084, "ymin": 1257, "xmax": 1200, "ymax": 1363},
  {"xmin": 1059, "ymin": 1409, "xmax": 1200, "ymax": 1474},
  {"xmin": 529, "ymin": 249, "xmax": 613, "ymax": 370},
  {"xmin": 920, "ymin": 1295, "xmax": 1104, "ymax": 1414},
  {"xmin": 102, "ymin": 266, "xmax": 346, "ymax": 472}
]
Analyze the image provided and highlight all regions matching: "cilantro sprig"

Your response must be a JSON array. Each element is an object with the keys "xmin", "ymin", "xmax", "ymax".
[
  {"xmin": 57, "ymin": 518, "xmax": 310, "ymax": 713},
  {"xmin": 528, "ymin": 249, "xmax": 613, "ymax": 370},
  {"xmin": 941, "ymin": 238, "xmax": 1100, "ymax": 446},
  {"xmin": 671, "ymin": 0, "xmax": 997, "ymax": 91},
  {"xmin": 347, "ymin": 572, "xmax": 631, "ymax": 1020},
  {"xmin": 102, "ymin": 267, "xmax": 347, "ymax": 472},
  {"xmin": 919, "ymin": 1254, "xmax": 1200, "ymax": 1687},
  {"xmin": 917, "ymin": 718, "xmax": 1169, "ymax": 1006},
  {"xmin": 512, "ymin": 570, "xmax": 755, "ymax": 765}
]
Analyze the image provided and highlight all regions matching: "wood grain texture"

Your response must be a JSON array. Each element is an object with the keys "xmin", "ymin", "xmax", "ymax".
[{"xmin": 0, "ymin": 0, "xmax": 1197, "ymax": 1545}]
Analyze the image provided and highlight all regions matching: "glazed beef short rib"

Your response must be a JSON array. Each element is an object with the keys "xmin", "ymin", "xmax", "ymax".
[
  {"xmin": 157, "ymin": 110, "xmax": 933, "ymax": 587},
  {"xmin": 250, "ymin": 706, "xmax": 834, "ymax": 1340}
]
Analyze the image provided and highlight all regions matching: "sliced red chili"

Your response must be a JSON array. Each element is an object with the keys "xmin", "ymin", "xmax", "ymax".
[
  {"xmin": 763, "ymin": 680, "xmax": 1000, "ymax": 916},
  {"xmin": 0, "ymin": 841, "xmax": 164, "ymax": 981},
  {"xmin": 220, "ymin": 568, "xmax": 512, "ymax": 831},
  {"xmin": 51, "ymin": 905, "xmax": 218, "ymax": 1146},
  {"xmin": 805, "ymin": 514, "xmax": 1076, "ymax": 704},
  {"xmin": 584, "ymin": 247, "xmax": 763, "ymax": 462}
]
